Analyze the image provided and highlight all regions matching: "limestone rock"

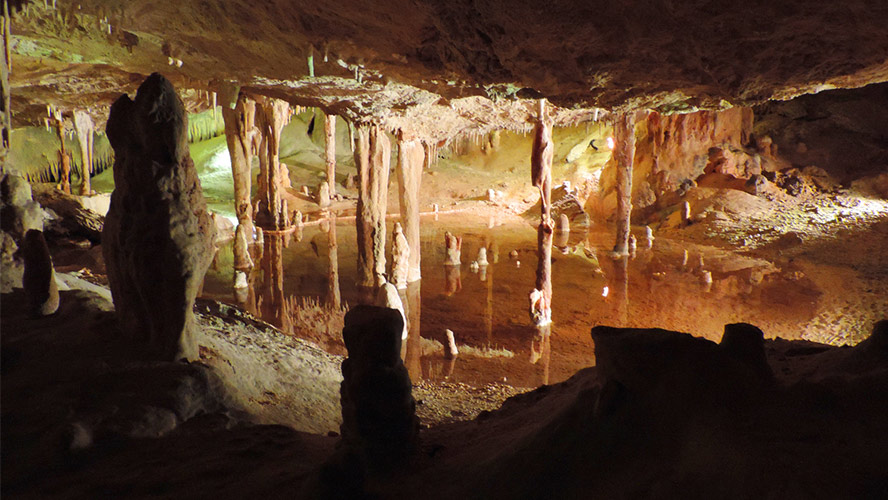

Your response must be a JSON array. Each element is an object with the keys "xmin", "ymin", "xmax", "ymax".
[
  {"xmin": 1, "ymin": 173, "xmax": 46, "ymax": 237},
  {"xmin": 444, "ymin": 231, "xmax": 461, "ymax": 266},
  {"xmin": 233, "ymin": 223, "xmax": 253, "ymax": 270},
  {"xmin": 21, "ymin": 229, "xmax": 59, "ymax": 316},
  {"xmin": 31, "ymin": 184, "xmax": 104, "ymax": 244},
  {"xmin": 339, "ymin": 305, "xmax": 419, "ymax": 471},
  {"xmin": 318, "ymin": 181, "xmax": 331, "ymax": 208},
  {"xmin": 102, "ymin": 73, "xmax": 215, "ymax": 361},
  {"xmin": 390, "ymin": 222, "xmax": 410, "ymax": 289}
]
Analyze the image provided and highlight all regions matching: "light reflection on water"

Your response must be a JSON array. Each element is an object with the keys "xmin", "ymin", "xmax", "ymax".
[{"xmin": 202, "ymin": 213, "xmax": 864, "ymax": 389}]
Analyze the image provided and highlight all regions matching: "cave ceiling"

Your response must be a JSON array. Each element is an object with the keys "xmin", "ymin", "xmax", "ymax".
[{"xmin": 7, "ymin": 0, "xmax": 888, "ymax": 141}]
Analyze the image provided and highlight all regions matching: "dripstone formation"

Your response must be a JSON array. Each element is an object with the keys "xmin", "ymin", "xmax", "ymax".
[
  {"xmin": 102, "ymin": 73, "xmax": 215, "ymax": 361},
  {"xmin": 339, "ymin": 305, "xmax": 419, "ymax": 472}
]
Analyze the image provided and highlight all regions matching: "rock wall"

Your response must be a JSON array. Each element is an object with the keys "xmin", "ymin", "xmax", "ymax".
[
  {"xmin": 102, "ymin": 73, "xmax": 215, "ymax": 361},
  {"xmin": 588, "ymin": 107, "xmax": 754, "ymax": 221}
]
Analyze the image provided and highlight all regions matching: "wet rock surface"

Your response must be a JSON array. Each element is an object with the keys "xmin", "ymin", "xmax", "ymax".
[{"xmin": 102, "ymin": 73, "xmax": 216, "ymax": 361}]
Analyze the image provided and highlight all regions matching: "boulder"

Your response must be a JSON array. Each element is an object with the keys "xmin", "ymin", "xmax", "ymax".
[{"xmin": 102, "ymin": 73, "xmax": 216, "ymax": 361}]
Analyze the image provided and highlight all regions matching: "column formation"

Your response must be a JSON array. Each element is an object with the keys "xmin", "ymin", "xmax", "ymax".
[
  {"xmin": 255, "ymin": 96, "xmax": 291, "ymax": 230},
  {"xmin": 72, "ymin": 110, "xmax": 94, "ymax": 196},
  {"xmin": 221, "ymin": 86, "xmax": 257, "ymax": 235},
  {"xmin": 612, "ymin": 112, "xmax": 637, "ymax": 256},
  {"xmin": 530, "ymin": 99, "xmax": 554, "ymax": 326},
  {"xmin": 354, "ymin": 122, "xmax": 391, "ymax": 288},
  {"xmin": 396, "ymin": 130, "xmax": 424, "ymax": 283}
]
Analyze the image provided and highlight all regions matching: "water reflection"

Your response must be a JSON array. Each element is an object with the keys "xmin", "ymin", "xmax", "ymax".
[{"xmin": 201, "ymin": 213, "xmax": 878, "ymax": 389}]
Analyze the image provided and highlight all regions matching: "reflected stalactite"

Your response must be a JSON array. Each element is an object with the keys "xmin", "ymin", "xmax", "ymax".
[
  {"xmin": 444, "ymin": 264, "xmax": 462, "ymax": 296},
  {"xmin": 403, "ymin": 280, "xmax": 422, "ymax": 381},
  {"xmin": 530, "ymin": 324, "xmax": 551, "ymax": 386},
  {"xmin": 259, "ymin": 233, "xmax": 290, "ymax": 333},
  {"xmin": 613, "ymin": 255, "xmax": 629, "ymax": 326},
  {"xmin": 485, "ymin": 247, "xmax": 494, "ymax": 345},
  {"xmin": 325, "ymin": 212, "xmax": 341, "ymax": 310}
]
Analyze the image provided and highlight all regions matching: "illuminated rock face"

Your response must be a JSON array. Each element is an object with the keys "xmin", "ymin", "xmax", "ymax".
[
  {"xmin": 102, "ymin": 73, "xmax": 215, "ymax": 361},
  {"xmin": 589, "ymin": 107, "xmax": 755, "ymax": 220}
]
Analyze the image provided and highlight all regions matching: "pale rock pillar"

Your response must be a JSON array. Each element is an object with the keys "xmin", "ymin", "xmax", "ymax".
[
  {"xmin": 72, "ymin": 110, "xmax": 95, "ymax": 196},
  {"xmin": 255, "ymin": 97, "xmax": 291, "ymax": 229},
  {"xmin": 396, "ymin": 131, "xmax": 423, "ymax": 283},
  {"xmin": 354, "ymin": 123, "xmax": 391, "ymax": 288},
  {"xmin": 612, "ymin": 112, "xmax": 637, "ymax": 256},
  {"xmin": 324, "ymin": 113, "xmax": 337, "ymax": 196},
  {"xmin": 221, "ymin": 86, "xmax": 257, "ymax": 235}
]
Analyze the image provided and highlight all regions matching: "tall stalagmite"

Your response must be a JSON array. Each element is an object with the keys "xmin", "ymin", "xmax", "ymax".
[
  {"xmin": 396, "ymin": 130, "xmax": 423, "ymax": 283},
  {"xmin": 72, "ymin": 110, "xmax": 94, "ymax": 196},
  {"xmin": 324, "ymin": 113, "xmax": 337, "ymax": 196},
  {"xmin": 530, "ymin": 99, "xmax": 554, "ymax": 326},
  {"xmin": 613, "ymin": 112, "xmax": 637, "ymax": 256},
  {"xmin": 102, "ymin": 73, "xmax": 216, "ymax": 361},
  {"xmin": 49, "ymin": 109, "xmax": 71, "ymax": 194},
  {"xmin": 255, "ymin": 97, "xmax": 291, "ymax": 229},
  {"xmin": 221, "ymin": 87, "xmax": 257, "ymax": 235},
  {"xmin": 354, "ymin": 123, "xmax": 391, "ymax": 288}
]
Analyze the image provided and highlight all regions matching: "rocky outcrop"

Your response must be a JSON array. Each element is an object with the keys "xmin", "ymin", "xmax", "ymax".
[
  {"xmin": 102, "ymin": 73, "xmax": 216, "ymax": 361},
  {"xmin": 30, "ymin": 184, "xmax": 104, "ymax": 244},
  {"xmin": 21, "ymin": 229, "xmax": 59, "ymax": 316},
  {"xmin": 420, "ymin": 321, "xmax": 888, "ymax": 499}
]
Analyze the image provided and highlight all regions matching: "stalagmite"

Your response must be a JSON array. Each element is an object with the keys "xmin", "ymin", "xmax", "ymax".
[
  {"xmin": 444, "ymin": 231, "xmax": 461, "ymax": 266},
  {"xmin": 339, "ymin": 306, "xmax": 420, "ymax": 473},
  {"xmin": 645, "ymin": 225, "xmax": 654, "ymax": 248},
  {"xmin": 21, "ymin": 229, "xmax": 59, "ymax": 316},
  {"xmin": 49, "ymin": 107, "xmax": 71, "ymax": 194},
  {"xmin": 396, "ymin": 130, "xmax": 424, "ymax": 282},
  {"xmin": 233, "ymin": 223, "xmax": 253, "ymax": 270},
  {"xmin": 530, "ymin": 99, "xmax": 554, "ymax": 326},
  {"xmin": 318, "ymin": 180, "xmax": 331, "ymax": 208},
  {"xmin": 324, "ymin": 113, "xmax": 337, "ymax": 196},
  {"xmin": 221, "ymin": 87, "xmax": 257, "ymax": 235},
  {"xmin": 612, "ymin": 112, "xmax": 637, "ymax": 256},
  {"xmin": 103, "ymin": 73, "xmax": 215, "ymax": 361},
  {"xmin": 477, "ymin": 246, "xmax": 489, "ymax": 266},
  {"xmin": 326, "ymin": 212, "xmax": 341, "ymax": 309},
  {"xmin": 390, "ymin": 222, "xmax": 409, "ymax": 289},
  {"xmin": 354, "ymin": 122, "xmax": 391, "ymax": 288},
  {"xmin": 375, "ymin": 282, "xmax": 407, "ymax": 340},
  {"xmin": 445, "ymin": 329, "xmax": 459, "ymax": 358},
  {"xmin": 72, "ymin": 110, "xmax": 94, "ymax": 196},
  {"xmin": 255, "ymin": 97, "xmax": 291, "ymax": 229},
  {"xmin": 681, "ymin": 201, "xmax": 692, "ymax": 227},
  {"xmin": 628, "ymin": 234, "xmax": 637, "ymax": 256}
]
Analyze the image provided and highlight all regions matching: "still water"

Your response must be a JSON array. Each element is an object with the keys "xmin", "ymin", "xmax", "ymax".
[{"xmin": 201, "ymin": 213, "xmax": 872, "ymax": 389}]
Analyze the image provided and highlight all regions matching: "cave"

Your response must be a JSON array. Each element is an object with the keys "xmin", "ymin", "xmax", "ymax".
[{"xmin": 2, "ymin": 1, "xmax": 888, "ymax": 498}]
